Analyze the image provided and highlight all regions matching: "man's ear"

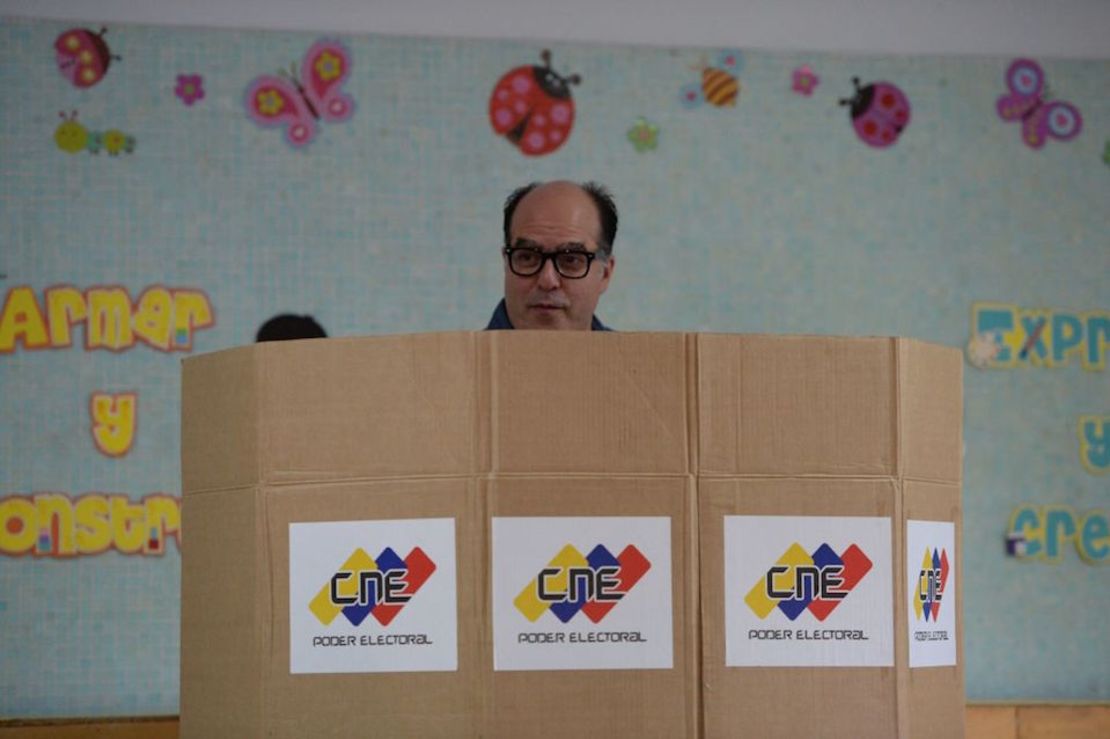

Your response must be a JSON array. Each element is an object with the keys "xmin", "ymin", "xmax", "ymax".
[{"xmin": 599, "ymin": 255, "xmax": 615, "ymax": 292}]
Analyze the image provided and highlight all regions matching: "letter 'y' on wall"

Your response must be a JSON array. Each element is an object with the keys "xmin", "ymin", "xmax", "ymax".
[
  {"xmin": 1078, "ymin": 415, "xmax": 1110, "ymax": 475},
  {"xmin": 90, "ymin": 392, "xmax": 137, "ymax": 457}
]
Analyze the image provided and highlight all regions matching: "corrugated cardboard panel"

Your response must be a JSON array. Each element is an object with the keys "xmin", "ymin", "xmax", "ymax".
[
  {"xmin": 699, "ymin": 478, "xmax": 899, "ymax": 738},
  {"xmin": 181, "ymin": 346, "xmax": 259, "ymax": 494},
  {"xmin": 483, "ymin": 475, "xmax": 697, "ymax": 738},
  {"xmin": 898, "ymin": 339, "xmax": 963, "ymax": 484},
  {"xmin": 904, "ymin": 480, "xmax": 965, "ymax": 739},
  {"xmin": 179, "ymin": 486, "xmax": 261, "ymax": 739},
  {"xmin": 258, "ymin": 334, "xmax": 479, "ymax": 482},
  {"xmin": 485, "ymin": 332, "xmax": 689, "ymax": 474},
  {"xmin": 697, "ymin": 334, "xmax": 897, "ymax": 476},
  {"xmin": 685, "ymin": 333, "xmax": 700, "ymax": 477},
  {"xmin": 262, "ymin": 478, "xmax": 482, "ymax": 738}
]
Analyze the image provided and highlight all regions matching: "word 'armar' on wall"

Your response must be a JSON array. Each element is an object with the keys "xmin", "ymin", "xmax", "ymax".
[{"xmin": 0, "ymin": 285, "xmax": 214, "ymax": 353}]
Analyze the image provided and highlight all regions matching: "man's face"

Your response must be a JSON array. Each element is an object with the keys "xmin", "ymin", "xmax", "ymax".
[{"xmin": 503, "ymin": 182, "xmax": 615, "ymax": 331}]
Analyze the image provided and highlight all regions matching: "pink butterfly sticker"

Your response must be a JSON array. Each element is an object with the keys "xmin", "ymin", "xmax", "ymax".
[
  {"xmin": 996, "ymin": 58, "xmax": 1081, "ymax": 150},
  {"xmin": 245, "ymin": 39, "xmax": 355, "ymax": 148}
]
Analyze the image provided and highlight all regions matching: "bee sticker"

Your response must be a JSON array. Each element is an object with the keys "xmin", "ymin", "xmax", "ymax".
[
  {"xmin": 996, "ymin": 59, "xmax": 1082, "ymax": 149},
  {"xmin": 55, "ymin": 27, "xmax": 119, "ymax": 88},
  {"xmin": 54, "ymin": 111, "xmax": 135, "ymax": 156},
  {"xmin": 489, "ymin": 50, "xmax": 580, "ymax": 157},
  {"xmin": 679, "ymin": 50, "xmax": 742, "ymax": 109},
  {"xmin": 839, "ymin": 77, "xmax": 911, "ymax": 148},
  {"xmin": 244, "ymin": 39, "xmax": 356, "ymax": 149}
]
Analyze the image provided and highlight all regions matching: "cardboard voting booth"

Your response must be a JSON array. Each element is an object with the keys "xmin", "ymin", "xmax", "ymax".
[{"xmin": 180, "ymin": 332, "xmax": 963, "ymax": 738}]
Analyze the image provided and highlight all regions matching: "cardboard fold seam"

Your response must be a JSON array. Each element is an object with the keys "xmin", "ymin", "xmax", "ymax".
[
  {"xmin": 182, "ymin": 484, "xmax": 265, "ymax": 497},
  {"xmin": 902, "ymin": 474, "xmax": 962, "ymax": 486},
  {"xmin": 698, "ymin": 473, "xmax": 901, "ymax": 481},
  {"xmin": 894, "ymin": 338, "xmax": 905, "ymax": 483},
  {"xmin": 256, "ymin": 345, "xmax": 268, "ymax": 489},
  {"xmin": 685, "ymin": 474, "xmax": 703, "ymax": 739},
  {"xmin": 256, "ymin": 487, "xmax": 272, "ymax": 734},
  {"xmin": 469, "ymin": 332, "xmax": 480, "ymax": 477},
  {"xmin": 486, "ymin": 333, "xmax": 500, "ymax": 475},
  {"xmin": 476, "ymin": 479, "xmax": 493, "ymax": 735},
  {"xmin": 188, "ymin": 472, "xmax": 711, "ymax": 496},
  {"xmin": 262, "ymin": 488, "xmax": 277, "ymax": 725},
  {"xmin": 685, "ymin": 334, "xmax": 699, "ymax": 478},
  {"xmin": 256, "ymin": 473, "xmax": 479, "ymax": 488},
  {"xmin": 892, "ymin": 478, "xmax": 909, "ymax": 738}
]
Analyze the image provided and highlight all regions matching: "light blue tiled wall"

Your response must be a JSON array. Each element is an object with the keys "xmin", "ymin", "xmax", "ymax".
[{"xmin": 0, "ymin": 16, "xmax": 1106, "ymax": 716}]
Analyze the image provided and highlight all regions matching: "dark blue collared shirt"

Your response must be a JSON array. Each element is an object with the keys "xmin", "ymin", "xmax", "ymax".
[{"xmin": 484, "ymin": 299, "xmax": 612, "ymax": 331}]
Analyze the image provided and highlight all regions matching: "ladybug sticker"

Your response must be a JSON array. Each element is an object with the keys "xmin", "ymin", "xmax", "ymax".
[
  {"xmin": 839, "ymin": 77, "xmax": 911, "ymax": 148},
  {"xmin": 55, "ymin": 27, "xmax": 119, "ymax": 88},
  {"xmin": 488, "ymin": 50, "xmax": 579, "ymax": 156}
]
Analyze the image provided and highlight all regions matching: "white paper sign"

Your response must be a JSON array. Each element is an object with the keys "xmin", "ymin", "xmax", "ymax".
[
  {"xmin": 491, "ymin": 516, "xmax": 673, "ymax": 671},
  {"xmin": 288, "ymin": 518, "xmax": 457, "ymax": 674},
  {"xmin": 907, "ymin": 520, "xmax": 957, "ymax": 667},
  {"xmin": 724, "ymin": 515, "xmax": 893, "ymax": 667}
]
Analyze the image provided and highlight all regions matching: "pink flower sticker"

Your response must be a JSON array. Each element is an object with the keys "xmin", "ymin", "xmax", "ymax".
[
  {"xmin": 175, "ymin": 74, "xmax": 205, "ymax": 106},
  {"xmin": 791, "ymin": 65, "xmax": 819, "ymax": 96}
]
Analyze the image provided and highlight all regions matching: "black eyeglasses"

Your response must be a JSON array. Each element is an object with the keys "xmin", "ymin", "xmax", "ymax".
[{"xmin": 503, "ymin": 246, "xmax": 602, "ymax": 279}]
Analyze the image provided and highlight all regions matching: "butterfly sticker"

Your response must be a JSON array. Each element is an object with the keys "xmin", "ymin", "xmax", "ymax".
[
  {"xmin": 996, "ymin": 58, "xmax": 1081, "ymax": 149},
  {"xmin": 245, "ymin": 39, "xmax": 355, "ymax": 148}
]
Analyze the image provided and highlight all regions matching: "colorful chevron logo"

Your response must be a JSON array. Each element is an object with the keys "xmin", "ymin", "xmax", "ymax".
[
  {"xmin": 309, "ymin": 546, "xmax": 436, "ymax": 627},
  {"xmin": 914, "ymin": 547, "xmax": 949, "ymax": 622},
  {"xmin": 745, "ymin": 542, "xmax": 873, "ymax": 621},
  {"xmin": 514, "ymin": 543, "xmax": 652, "ymax": 624}
]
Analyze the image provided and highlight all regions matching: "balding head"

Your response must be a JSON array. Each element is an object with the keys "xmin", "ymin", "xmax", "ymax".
[
  {"xmin": 500, "ymin": 180, "xmax": 617, "ymax": 330},
  {"xmin": 503, "ymin": 180, "xmax": 618, "ymax": 256}
]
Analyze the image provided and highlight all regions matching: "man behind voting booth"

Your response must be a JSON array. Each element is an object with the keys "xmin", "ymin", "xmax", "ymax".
[{"xmin": 486, "ymin": 180, "xmax": 617, "ymax": 332}]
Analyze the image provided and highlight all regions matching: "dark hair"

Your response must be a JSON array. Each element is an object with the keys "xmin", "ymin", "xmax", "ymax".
[
  {"xmin": 255, "ymin": 314, "xmax": 328, "ymax": 342},
  {"xmin": 502, "ymin": 181, "xmax": 618, "ymax": 257}
]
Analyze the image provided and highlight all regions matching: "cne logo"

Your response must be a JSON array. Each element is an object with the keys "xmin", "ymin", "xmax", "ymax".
[
  {"xmin": 514, "ymin": 543, "xmax": 651, "ymax": 623},
  {"xmin": 309, "ymin": 546, "xmax": 436, "ymax": 627},
  {"xmin": 914, "ymin": 547, "xmax": 949, "ymax": 622},
  {"xmin": 745, "ymin": 542, "xmax": 873, "ymax": 621}
]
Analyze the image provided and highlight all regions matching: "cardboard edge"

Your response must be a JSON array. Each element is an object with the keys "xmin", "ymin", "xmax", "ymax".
[
  {"xmin": 904, "ymin": 481, "xmax": 966, "ymax": 739},
  {"xmin": 686, "ymin": 334, "xmax": 699, "ymax": 477},
  {"xmin": 178, "ymin": 486, "xmax": 262, "ymax": 738},
  {"xmin": 685, "ymin": 473, "xmax": 702, "ymax": 739},
  {"xmin": 897, "ymin": 338, "xmax": 965, "ymax": 485},
  {"xmin": 180, "ymin": 345, "xmax": 262, "ymax": 494},
  {"xmin": 894, "ymin": 477, "xmax": 909, "ymax": 738}
]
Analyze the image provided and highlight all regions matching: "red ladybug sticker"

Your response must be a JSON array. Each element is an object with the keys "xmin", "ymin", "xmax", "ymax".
[
  {"xmin": 839, "ymin": 77, "xmax": 911, "ymax": 148},
  {"xmin": 55, "ymin": 27, "xmax": 119, "ymax": 89},
  {"xmin": 489, "ymin": 50, "xmax": 580, "ymax": 157}
]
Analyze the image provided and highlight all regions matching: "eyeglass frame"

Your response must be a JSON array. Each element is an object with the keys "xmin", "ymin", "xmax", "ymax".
[{"xmin": 502, "ymin": 243, "xmax": 607, "ymax": 279}]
